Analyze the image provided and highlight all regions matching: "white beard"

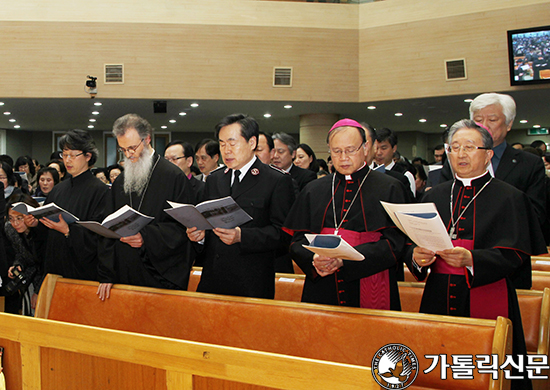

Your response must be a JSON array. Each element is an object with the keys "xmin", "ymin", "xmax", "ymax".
[{"xmin": 123, "ymin": 152, "xmax": 154, "ymax": 195}]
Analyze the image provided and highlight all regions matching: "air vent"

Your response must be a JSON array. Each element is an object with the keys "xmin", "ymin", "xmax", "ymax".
[
  {"xmin": 273, "ymin": 67, "xmax": 292, "ymax": 87},
  {"xmin": 445, "ymin": 59, "xmax": 467, "ymax": 81},
  {"xmin": 105, "ymin": 64, "xmax": 124, "ymax": 84}
]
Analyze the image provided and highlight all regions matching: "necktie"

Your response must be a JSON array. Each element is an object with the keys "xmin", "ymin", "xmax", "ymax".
[{"xmin": 231, "ymin": 169, "xmax": 241, "ymax": 194}]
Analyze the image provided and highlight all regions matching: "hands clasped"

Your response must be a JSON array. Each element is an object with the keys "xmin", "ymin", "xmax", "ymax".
[
  {"xmin": 312, "ymin": 254, "xmax": 343, "ymax": 277},
  {"xmin": 413, "ymin": 246, "xmax": 473, "ymax": 268}
]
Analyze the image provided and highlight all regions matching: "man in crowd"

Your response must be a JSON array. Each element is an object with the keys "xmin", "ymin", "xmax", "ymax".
[
  {"xmin": 195, "ymin": 139, "xmax": 221, "ymax": 182},
  {"xmin": 272, "ymin": 132, "xmax": 316, "ymax": 192},
  {"xmin": 440, "ymin": 93, "xmax": 546, "ymax": 289},
  {"xmin": 97, "ymin": 114, "xmax": 195, "ymax": 300},
  {"xmin": 187, "ymin": 114, "xmax": 295, "ymax": 299},
  {"xmin": 255, "ymin": 131, "xmax": 275, "ymax": 165},
  {"xmin": 433, "ymin": 144, "xmax": 445, "ymax": 164},
  {"xmin": 284, "ymin": 119, "xmax": 408, "ymax": 309},
  {"xmin": 165, "ymin": 140, "xmax": 205, "ymax": 200}
]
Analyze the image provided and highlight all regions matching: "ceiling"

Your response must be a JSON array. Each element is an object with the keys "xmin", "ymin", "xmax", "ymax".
[{"xmin": 0, "ymin": 87, "xmax": 549, "ymax": 137}]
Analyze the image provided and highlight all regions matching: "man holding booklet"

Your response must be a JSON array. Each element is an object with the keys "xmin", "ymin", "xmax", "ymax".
[
  {"xmin": 283, "ymin": 119, "xmax": 408, "ymax": 309},
  {"xmin": 187, "ymin": 114, "xmax": 294, "ymax": 299}
]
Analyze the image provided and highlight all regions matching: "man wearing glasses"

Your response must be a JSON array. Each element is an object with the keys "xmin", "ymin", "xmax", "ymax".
[
  {"xmin": 97, "ymin": 114, "xmax": 195, "ymax": 300},
  {"xmin": 283, "ymin": 118, "xmax": 408, "ymax": 309},
  {"xmin": 164, "ymin": 140, "xmax": 205, "ymax": 200}
]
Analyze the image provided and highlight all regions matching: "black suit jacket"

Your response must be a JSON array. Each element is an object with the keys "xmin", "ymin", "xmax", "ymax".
[
  {"xmin": 289, "ymin": 164, "xmax": 317, "ymax": 192},
  {"xmin": 198, "ymin": 158, "xmax": 295, "ymax": 298}
]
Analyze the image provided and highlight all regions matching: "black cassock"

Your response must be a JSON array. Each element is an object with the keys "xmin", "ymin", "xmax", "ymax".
[
  {"xmin": 44, "ymin": 170, "xmax": 108, "ymax": 281},
  {"xmin": 98, "ymin": 154, "xmax": 195, "ymax": 289},
  {"xmin": 284, "ymin": 165, "xmax": 408, "ymax": 309},
  {"xmin": 407, "ymin": 172, "xmax": 546, "ymax": 390}
]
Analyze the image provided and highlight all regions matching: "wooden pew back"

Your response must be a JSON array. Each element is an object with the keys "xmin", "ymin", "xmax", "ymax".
[
  {"xmin": 532, "ymin": 257, "xmax": 550, "ymax": 273},
  {"xmin": 533, "ymin": 271, "xmax": 550, "ymax": 291},
  {"xmin": 36, "ymin": 274, "xmax": 511, "ymax": 390}
]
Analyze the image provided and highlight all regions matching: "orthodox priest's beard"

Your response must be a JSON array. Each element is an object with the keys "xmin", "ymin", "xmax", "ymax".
[{"xmin": 123, "ymin": 152, "xmax": 154, "ymax": 195}]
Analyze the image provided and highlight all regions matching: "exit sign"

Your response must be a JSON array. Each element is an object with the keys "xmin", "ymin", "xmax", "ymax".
[{"xmin": 528, "ymin": 128, "xmax": 549, "ymax": 135}]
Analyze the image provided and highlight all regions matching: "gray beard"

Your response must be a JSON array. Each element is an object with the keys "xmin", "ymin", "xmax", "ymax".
[{"xmin": 123, "ymin": 152, "xmax": 154, "ymax": 196}]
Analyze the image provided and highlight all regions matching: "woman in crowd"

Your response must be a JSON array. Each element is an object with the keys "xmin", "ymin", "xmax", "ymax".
[
  {"xmin": 0, "ymin": 162, "xmax": 21, "ymax": 199},
  {"xmin": 92, "ymin": 168, "xmax": 110, "ymax": 185},
  {"xmin": 14, "ymin": 156, "xmax": 37, "ymax": 192},
  {"xmin": 48, "ymin": 159, "xmax": 67, "ymax": 181},
  {"xmin": 34, "ymin": 167, "xmax": 60, "ymax": 199},
  {"xmin": 107, "ymin": 164, "xmax": 123, "ymax": 184},
  {"xmin": 294, "ymin": 143, "xmax": 319, "ymax": 172},
  {"xmin": 4, "ymin": 193, "xmax": 48, "ymax": 316}
]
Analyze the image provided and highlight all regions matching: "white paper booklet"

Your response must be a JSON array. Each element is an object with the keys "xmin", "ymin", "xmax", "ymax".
[
  {"xmin": 76, "ymin": 205, "xmax": 154, "ymax": 239},
  {"xmin": 381, "ymin": 201, "xmax": 453, "ymax": 252},
  {"xmin": 11, "ymin": 202, "xmax": 79, "ymax": 224},
  {"xmin": 165, "ymin": 196, "xmax": 253, "ymax": 230},
  {"xmin": 303, "ymin": 234, "xmax": 365, "ymax": 261}
]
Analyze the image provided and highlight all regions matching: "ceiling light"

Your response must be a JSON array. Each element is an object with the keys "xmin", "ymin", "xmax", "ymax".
[
  {"xmin": 264, "ymin": 113, "xmax": 272, "ymax": 118},
  {"xmin": 161, "ymin": 125, "xmax": 168, "ymax": 129},
  {"xmin": 284, "ymin": 105, "xmax": 292, "ymax": 109},
  {"xmin": 92, "ymin": 111, "xmax": 99, "ymax": 115},
  {"xmin": 9, "ymin": 119, "xmax": 16, "ymax": 123},
  {"xmin": 179, "ymin": 112, "xmax": 187, "ymax": 116},
  {"xmin": 0, "ymin": 102, "xmax": 4, "ymax": 106},
  {"xmin": 394, "ymin": 113, "xmax": 403, "ymax": 117},
  {"xmin": 14, "ymin": 125, "xmax": 20, "ymax": 129},
  {"xmin": 464, "ymin": 99, "xmax": 473, "ymax": 103},
  {"xmin": 94, "ymin": 102, "xmax": 102, "ymax": 106},
  {"xmin": 367, "ymin": 106, "xmax": 376, "ymax": 110},
  {"xmin": 3, "ymin": 112, "xmax": 10, "ymax": 115},
  {"xmin": 88, "ymin": 125, "xmax": 94, "ymax": 129},
  {"xmin": 440, "ymin": 124, "xmax": 447, "ymax": 128},
  {"xmin": 89, "ymin": 119, "xmax": 96, "ymax": 122},
  {"xmin": 169, "ymin": 119, "xmax": 176, "ymax": 123},
  {"xmin": 190, "ymin": 103, "xmax": 199, "ymax": 108},
  {"xmin": 533, "ymin": 125, "xmax": 541, "ymax": 128},
  {"xmin": 520, "ymin": 120, "xmax": 528, "ymax": 124},
  {"xmin": 419, "ymin": 119, "xmax": 427, "ymax": 123}
]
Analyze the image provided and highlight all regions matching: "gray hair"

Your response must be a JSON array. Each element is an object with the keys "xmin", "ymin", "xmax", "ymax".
[
  {"xmin": 272, "ymin": 132, "xmax": 298, "ymax": 154},
  {"xmin": 447, "ymin": 119, "xmax": 494, "ymax": 149},
  {"xmin": 113, "ymin": 113, "xmax": 153, "ymax": 139},
  {"xmin": 469, "ymin": 93, "xmax": 516, "ymax": 125}
]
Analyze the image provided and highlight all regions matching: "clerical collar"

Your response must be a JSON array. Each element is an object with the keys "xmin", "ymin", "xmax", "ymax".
[
  {"xmin": 455, "ymin": 170, "xmax": 490, "ymax": 187},
  {"xmin": 335, "ymin": 162, "xmax": 367, "ymax": 181},
  {"xmin": 233, "ymin": 155, "xmax": 257, "ymax": 183}
]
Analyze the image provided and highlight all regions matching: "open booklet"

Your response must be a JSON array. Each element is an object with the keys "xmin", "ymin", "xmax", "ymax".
[
  {"xmin": 76, "ymin": 205, "xmax": 154, "ymax": 239},
  {"xmin": 380, "ymin": 201, "xmax": 453, "ymax": 252},
  {"xmin": 164, "ymin": 196, "xmax": 252, "ymax": 230},
  {"xmin": 11, "ymin": 202, "xmax": 79, "ymax": 224},
  {"xmin": 303, "ymin": 234, "xmax": 365, "ymax": 261}
]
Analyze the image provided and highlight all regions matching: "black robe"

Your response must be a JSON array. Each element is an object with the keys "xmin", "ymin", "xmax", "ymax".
[
  {"xmin": 284, "ymin": 165, "xmax": 408, "ymax": 309},
  {"xmin": 43, "ymin": 170, "xmax": 108, "ymax": 281},
  {"xmin": 98, "ymin": 154, "xmax": 195, "ymax": 290},
  {"xmin": 407, "ymin": 172, "xmax": 546, "ymax": 390}
]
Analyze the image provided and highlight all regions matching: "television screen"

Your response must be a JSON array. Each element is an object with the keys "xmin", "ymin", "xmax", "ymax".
[{"xmin": 507, "ymin": 25, "xmax": 550, "ymax": 85}]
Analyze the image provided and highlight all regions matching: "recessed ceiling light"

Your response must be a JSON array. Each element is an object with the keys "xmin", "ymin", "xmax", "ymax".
[
  {"xmin": 8, "ymin": 119, "xmax": 16, "ymax": 123},
  {"xmin": 0, "ymin": 102, "xmax": 4, "ymax": 106},
  {"xmin": 169, "ymin": 119, "xmax": 176, "ymax": 123},
  {"xmin": 190, "ymin": 103, "xmax": 199, "ymax": 108},
  {"xmin": 14, "ymin": 125, "xmax": 20, "ymax": 129},
  {"xmin": 89, "ymin": 119, "xmax": 96, "ymax": 122},
  {"xmin": 3, "ymin": 112, "xmax": 10, "ymax": 115},
  {"xmin": 533, "ymin": 125, "xmax": 541, "ymax": 128},
  {"xmin": 161, "ymin": 125, "xmax": 168, "ymax": 129},
  {"xmin": 519, "ymin": 120, "xmax": 528, "ymax": 124},
  {"xmin": 440, "ymin": 124, "xmax": 447, "ymax": 128},
  {"xmin": 179, "ymin": 112, "xmax": 187, "ymax": 116},
  {"xmin": 264, "ymin": 113, "xmax": 272, "ymax": 118},
  {"xmin": 419, "ymin": 119, "xmax": 427, "ymax": 123},
  {"xmin": 367, "ymin": 106, "xmax": 376, "ymax": 110},
  {"xmin": 464, "ymin": 99, "xmax": 473, "ymax": 103},
  {"xmin": 284, "ymin": 105, "xmax": 292, "ymax": 109},
  {"xmin": 88, "ymin": 125, "xmax": 94, "ymax": 129},
  {"xmin": 92, "ymin": 111, "xmax": 100, "ymax": 115},
  {"xmin": 394, "ymin": 113, "xmax": 403, "ymax": 117},
  {"xmin": 94, "ymin": 102, "xmax": 102, "ymax": 106}
]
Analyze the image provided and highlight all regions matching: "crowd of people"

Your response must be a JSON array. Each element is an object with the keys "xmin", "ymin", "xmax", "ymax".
[{"xmin": 0, "ymin": 93, "xmax": 546, "ymax": 389}]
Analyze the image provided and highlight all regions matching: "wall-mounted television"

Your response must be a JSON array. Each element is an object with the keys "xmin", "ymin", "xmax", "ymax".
[{"xmin": 507, "ymin": 25, "xmax": 550, "ymax": 86}]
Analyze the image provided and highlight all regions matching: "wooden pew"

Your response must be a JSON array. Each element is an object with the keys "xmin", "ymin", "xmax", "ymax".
[
  {"xmin": 532, "ymin": 257, "xmax": 550, "ymax": 272},
  {"xmin": 35, "ymin": 274, "xmax": 512, "ymax": 390},
  {"xmin": 533, "ymin": 271, "xmax": 550, "ymax": 291}
]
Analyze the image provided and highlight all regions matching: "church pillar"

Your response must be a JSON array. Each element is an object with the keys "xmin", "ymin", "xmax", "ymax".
[{"xmin": 299, "ymin": 114, "xmax": 339, "ymax": 161}]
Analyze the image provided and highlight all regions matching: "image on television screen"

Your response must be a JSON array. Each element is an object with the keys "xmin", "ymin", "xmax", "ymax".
[{"xmin": 508, "ymin": 26, "xmax": 550, "ymax": 85}]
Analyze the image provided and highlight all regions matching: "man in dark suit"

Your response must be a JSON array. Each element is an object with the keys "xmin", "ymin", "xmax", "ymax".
[
  {"xmin": 187, "ymin": 114, "xmax": 295, "ymax": 299},
  {"xmin": 165, "ymin": 140, "xmax": 205, "ymax": 201},
  {"xmin": 440, "ymin": 92, "xmax": 547, "ymax": 289},
  {"xmin": 272, "ymin": 132, "xmax": 317, "ymax": 192}
]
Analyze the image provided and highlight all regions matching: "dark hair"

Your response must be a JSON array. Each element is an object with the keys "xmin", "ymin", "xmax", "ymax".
[
  {"xmin": 530, "ymin": 140, "xmax": 547, "ymax": 150},
  {"xmin": 412, "ymin": 157, "xmax": 429, "ymax": 165},
  {"xmin": 37, "ymin": 166, "xmax": 60, "ymax": 186},
  {"xmin": 523, "ymin": 146, "xmax": 543, "ymax": 158},
  {"xmin": 14, "ymin": 156, "xmax": 36, "ymax": 176},
  {"xmin": 59, "ymin": 129, "xmax": 99, "ymax": 167},
  {"xmin": 0, "ymin": 162, "xmax": 16, "ymax": 186},
  {"xmin": 6, "ymin": 192, "xmax": 40, "ymax": 212},
  {"xmin": 166, "ymin": 140, "xmax": 195, "ymax": 160},
  {"xmin": 317, "ymin": 158, "xmax": 328, "ymax": 172},
  {"xmin": 434, "ymin": 144, "xmax": 445, "ymax": 152},
  {"xmin": 376, "ymin": 127, "xmax": 398, "ymax": 147},
  {"xmin": 195, "ymin": 139, "xmax": 220, "ymax": 158},
  {"xmin": 544, "ymin": 153, "xmax": 550, "ymax": 164},
  {"xmin": 47, "ymin": 159, "xmax": 67, "ymax": 179},
  {"xmin": 258, "ymin": 131, "xmax": 274, "ymax": 151},
  {"xmin": 107, "ymin": 164, "xmax": 124, "ymax": 183},
  {"xmin": 190, "ymin": 165, "xmax": 200, "ymax": 175},
  {"xmin": 296, "ymin": 143, "xmax": 319, "ymax": 172},
  {"xmin": 215, "ymin": 113, "xmax": 259, "ymax": 148},
  {"xmin": 415, "ymin": 164, "xmax": 427, "ymax": 182},
  {"xmin": 113, "ymin": 113, "xmax": 153, "ymax": 139},
  {"xmin": 0, "ymin": 155, "xmax": 14, "ymax": 168}
]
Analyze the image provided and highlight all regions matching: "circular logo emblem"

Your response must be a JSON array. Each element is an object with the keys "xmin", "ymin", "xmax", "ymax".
[
  {"xmin": 251, "ymin": 168, "xmax": 259, "ymax": 176},
  {"xmin": 372, "ymin": 343, "xmax": 418, "ymax": 389}
]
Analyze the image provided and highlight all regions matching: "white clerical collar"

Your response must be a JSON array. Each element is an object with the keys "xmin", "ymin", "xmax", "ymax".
[
  {"xmin": 345, "ymin": 162, "xmax": 367, "ymax": 180},
  {"xmin": 233, "ymin": 155, "xmax": 257, "ymax": 183},
  {"xmin": 455, "ymin": 170, "xmax": 489, "ymax": 187}
]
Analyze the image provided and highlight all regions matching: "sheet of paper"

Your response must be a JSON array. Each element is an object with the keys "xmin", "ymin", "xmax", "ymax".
[
  {"xmin": 303, "ymin": 234, "xmax": 364, "ymax": 261},
  {"xmin": 395, "ymin": 211, "xmax": 453, "ymax": 252}
]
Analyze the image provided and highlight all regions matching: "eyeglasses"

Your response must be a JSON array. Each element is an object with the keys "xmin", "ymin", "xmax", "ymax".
[
  {"xmin": 9, "ymin": 216, "xmax": 25, "ymax": 224},
  {"xmin": 165, "ymin": 156, "xmax": 186, "ymax": 163},
  {"xmin": 329, "ymin": 143, "xmax": 365, "ymax": 158},
  {"xmin": 0, "ymin": 176, "xmax": 7, "ymax": 180},
  {"xmin": 118, "ymin": 139, "xmax": 144, "ymax": 154},
  {"xmin": 60, "ymin": 152, "xmax": 84, "ymax": 160},
  {"xmin": 446, "ymin": 144, "xmax": 491, "ymax": 154}
]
